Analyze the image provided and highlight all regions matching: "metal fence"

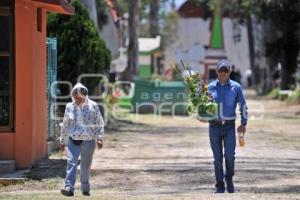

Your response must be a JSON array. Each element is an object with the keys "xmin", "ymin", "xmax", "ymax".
[{"xmin": 46, "ymin": 38, "xmax": 57, "ymax": 140}]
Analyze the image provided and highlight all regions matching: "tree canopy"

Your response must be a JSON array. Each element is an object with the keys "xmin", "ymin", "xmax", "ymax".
[
  {"xmin": 47, "ymin": 0, "xmax": 111, "ymax": 94},
  {"xmin": 195, "ymin": 0, "xmax": 300, "ymax": 90}
]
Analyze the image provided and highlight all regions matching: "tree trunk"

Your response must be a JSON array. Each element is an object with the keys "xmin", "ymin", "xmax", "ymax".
[
  {"xmin": 120, "ymin": 0, "xmax": 139, "ymax": 81},
  {"xmin": 280, "ymin": 24, "xmax": 299, "ymax": 90},
  {"xmin": 262, "ymin": 19, "xmax": 278, "ymax": 93},
  {"xmin": 246, "ymin": 14, "xmax": 256, "ymax": 87},
  {"xmin": 149, "ymin": 0, "xmax": 159, "ymax": 37}
]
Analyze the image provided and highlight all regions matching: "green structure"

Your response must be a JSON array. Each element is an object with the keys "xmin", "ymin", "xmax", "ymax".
[
  {"xmin": 115, "ymin": 36, "xmax": 189, "ymax": 115},
  {"xmin": 201, "ymin": 0, "xmax": 227, "ymax": 82},
  {"xmin": 139, "ymin": 64, "xmax": 152, "ymax": 79},
  {"xmin": 138, "ymin": 36, "xmax": 161, "ymax": 79},
  {"xmin": 211, "ymin": 15, "xmax": 223, "ymax": 49},
  {"xmin": 131, "ymin": 79, "xmax": 187, "ymax": 114}
]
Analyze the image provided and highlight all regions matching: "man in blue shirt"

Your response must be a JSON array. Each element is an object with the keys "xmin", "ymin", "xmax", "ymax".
[{"xmin": 207, "ymin": 60, "xmax": 248, "ymax": 193}]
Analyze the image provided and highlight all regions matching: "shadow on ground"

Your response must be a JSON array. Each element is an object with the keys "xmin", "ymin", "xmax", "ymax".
[
  {"xmin": 26, "ymin": 158, "xmax": 67, "ymax": 180},
  {"xmin": 88, "ymin": 156, "xmax": 300, "ymax": 195}
]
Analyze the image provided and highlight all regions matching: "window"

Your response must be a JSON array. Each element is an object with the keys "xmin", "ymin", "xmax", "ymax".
[
  {"xmin": 0, "ymin": 0, "xmax": 11, "ymax": 7},
  {"xmin": 37, "ymin": 8, "xmax": 42, "ymax": 32},
  {"xmin": 0, "ymin": 0, "xmax": 14, "ymax": 131}
]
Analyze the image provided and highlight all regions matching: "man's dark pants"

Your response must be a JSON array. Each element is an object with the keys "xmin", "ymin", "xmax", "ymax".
[{"xmin": 209, "ymin": 122, "xmax": 236, "ymax": 192}]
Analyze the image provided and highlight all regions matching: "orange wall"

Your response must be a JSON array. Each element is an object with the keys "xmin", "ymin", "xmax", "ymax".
[
  {"xmin": 13, "ymin": 0, "xmax": 47, "ymax": 168},
  {"xmin": 0, "ymin": 0, "xmax": 69, "ymax": 168},
  {"xmin": 31, "ymin": 6, "xmax": 47, "ymax": 164},
  {"xmin": 0, "ymin": 133, "xmax": 14, "ymax": 159}
]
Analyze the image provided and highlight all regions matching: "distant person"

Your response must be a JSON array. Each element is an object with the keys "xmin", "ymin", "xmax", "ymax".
[
  {"xmin": 229, "ymin": 65, "xmax": 237, "ymax": 81},
  {"xmin": 236, "ymin": 69, "xmax": 241, "ymax": 84},
  {"xmin": 165, "ymin": 64, "xmax": 174, "ymax": 81},
  {"xmin": 271, "ymin": 68, "xmax": 281, "ymax": 88},
  {"xmin": 60, "ymin": 83, "xmax": 104, "ymax": 197},
  {"xmin": 206, "ymin": 60, "xmax": 248, "ymax": 193},
  {"xmin": 230, "ymin": 65, "xmax": 241, "ymax": 84},
  {"xmin": 245, "ymin": 69, "xmax": 252, "ymax": 87}
]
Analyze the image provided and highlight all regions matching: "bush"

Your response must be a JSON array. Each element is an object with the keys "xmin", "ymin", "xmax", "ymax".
[
  {"xmin": 47, "ymin": 0, "xmax": 111, "ymax": 95},
  {"xmin": 287, "ymin": 90, "xmax": 300, "ymax": 104},
  {"xmin": 267, "ymin": 88, "xmax": 280, "ymax": 99}
]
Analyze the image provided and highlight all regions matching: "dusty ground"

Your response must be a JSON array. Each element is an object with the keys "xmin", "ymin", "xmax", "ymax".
[{"xmin": 1, "ymin": 90, "xmax": 300, "ymax": 199}]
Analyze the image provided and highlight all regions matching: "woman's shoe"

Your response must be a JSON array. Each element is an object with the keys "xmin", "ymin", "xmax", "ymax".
[{"xmin": 61, "ymin": 188, "xmax": 74, "ymax": 196}]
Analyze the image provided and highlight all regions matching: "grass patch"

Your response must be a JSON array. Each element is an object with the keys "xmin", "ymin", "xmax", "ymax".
[
  {"xmin": 287, "ymin": 90, "xmax": 300, "ymax": 104},
  {"xmin": 267, "ymin": 88, "xmax": 280, "ymax": 99}
]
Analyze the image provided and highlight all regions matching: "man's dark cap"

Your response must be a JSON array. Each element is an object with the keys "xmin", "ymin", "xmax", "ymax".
[{"xmin": 217, "ymin": 59, "xmax": 232, "ymax": 71}]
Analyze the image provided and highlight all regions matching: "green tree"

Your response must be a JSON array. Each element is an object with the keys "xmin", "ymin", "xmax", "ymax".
[
  {"xmin": 161, "ymin": 9, "xmax": 179, "ymax": 47},
  {"xmin": 120, "ymin": 0, "xmax": 140, "ymax": 81},
  {"xmin": 117, "ymin": 0, "xmax": 170, "ymax": 37},
  {"xmin": 47, "ymin": 0, "xmax": 111, "ymax": 94},
  {"xmin": 235, "ymin": 0, "xmax": 300, "ymax": 90},
  {"xmin": 149, "ymin": 0, "xmax": 159, "ymax": 37},
  {"xmin": 195, "ymin": 0, "xmax": 300, "ymax": 90},
  {"xmin": 95, "ymin": 0, "xmax": 109, "ymax": 30},
  {"xmin": 221, "ymin": 0, "xmax": 300, "ymax": 90}
]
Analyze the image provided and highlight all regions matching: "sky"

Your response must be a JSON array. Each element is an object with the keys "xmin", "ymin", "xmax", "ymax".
[{"xmin": 175, "ymin": 0, "xmax": 186, "ymax": 9}]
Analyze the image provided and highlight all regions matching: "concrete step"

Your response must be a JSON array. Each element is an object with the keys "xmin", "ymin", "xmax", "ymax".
[
  {"xmin": 0, "ymin": 169, "xmax": 30, "ymax": 186},
  {"xmin": 0, "ymin": 178, "xmax": 28, "ymax": 186},
  {"xmin": 0, "ymin": 160, "xmax": 15, "ymax": 174}
]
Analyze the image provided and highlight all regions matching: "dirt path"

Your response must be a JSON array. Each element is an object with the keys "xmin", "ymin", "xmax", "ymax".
[{"xmin": 1, "ymin": 90, "xmax": 300, "ymax": 199}]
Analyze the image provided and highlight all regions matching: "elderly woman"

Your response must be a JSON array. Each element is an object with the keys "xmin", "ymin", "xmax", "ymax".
[{"xmin": 60, "ymin": 83, "xmax": 104, "ymax": 196}]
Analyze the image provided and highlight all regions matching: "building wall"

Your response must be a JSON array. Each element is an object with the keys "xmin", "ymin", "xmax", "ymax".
[
  {"xmin": 0, "ymin": 133, "xmax": 14, "ymax": 160},
  {"xmin": 223, "ymin": 18, "xmax": 251, "ymax": 86},
  {"xmin": 164, "ymin": 17, "xmax": 251, "ymax": 86},
  {"xmin": 164, "ymin": 18, "xmax": 210, "ymax": 70},
  {"xmin": 0, "ymin": 0, "xmax": 48, "ymax": 168},
  {"xmin": 30, "ymin": 3, "xmax": 47, "ymax": 165},
  {"xmin": 100, "ymin": 12, "xmax": 119, "ymax": 59}
]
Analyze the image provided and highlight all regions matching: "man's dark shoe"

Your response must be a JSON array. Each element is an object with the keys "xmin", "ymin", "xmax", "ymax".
[
  {"xmin": 82, "ymin": 191, "xmax": 91, "ymax": 196},
  {"xmin": 226, "ymin": 180, "xmax": 235, "ymax": 193},
  {"xmin": 215, "ymin": 188, "xmax": 225, "ymax": 193},
  {"xmin": 215, "ymin": 181, "xmax": 225, "ymax": 193},
  {"xmin": 60, "ymin": 188, "xmax": 74, "ymax": 197}
]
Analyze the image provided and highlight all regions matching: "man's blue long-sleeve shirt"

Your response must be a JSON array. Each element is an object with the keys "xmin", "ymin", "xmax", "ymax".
[{"xmin": 208, "ymin": 79, "xmax": 248, "ymax": 125}]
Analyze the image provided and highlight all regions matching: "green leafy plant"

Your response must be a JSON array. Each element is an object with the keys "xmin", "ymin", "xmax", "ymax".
[
  {"xmin": 267, "ymin": 88, "xmax": 280, "ymax": 99},
  {"xmin": 175, "ymin": 62, "xmax": 218, "ymax": 120},
  {"xmin": 287, "ymin": 90, "xmax": 300, "ymax": 105}
]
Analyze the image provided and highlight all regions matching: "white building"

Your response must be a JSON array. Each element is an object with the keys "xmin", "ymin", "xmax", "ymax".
[{"xmin": 164, "ymin": 1, "xmax": 251, "ymax": 86}]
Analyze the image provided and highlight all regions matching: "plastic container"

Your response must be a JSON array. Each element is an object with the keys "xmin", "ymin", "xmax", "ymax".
[{"xmin": 238, "ymin": 132, "xmax": 245, "ymax": 147}]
